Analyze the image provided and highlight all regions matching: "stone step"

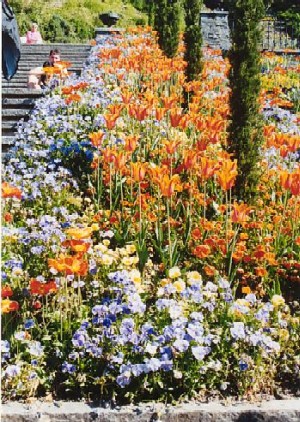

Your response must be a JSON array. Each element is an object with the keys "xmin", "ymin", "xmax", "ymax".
[
  {"xmin": 16, "ymin": 65, "xmax": 86, "ymax": 70},
  {"xmin": 20, "ymin": 43, "xmax": 91, "ymax": 48},
  {"xmin": 2, "ymin": 98, "xmax": 36, "ymax": 107},
  {"xmin": 2, "ymin": 135, "xmax": 17, "ymax": 147},
  {"xmin": 95, "ymin": 27, "xmax": 125, "ymax": 35},
  {"xmin": 17, "ymin": 56, "xmax": 89, "ymax": 62},
  {"xmin": 2, "ymin": 88, "xmax": 45, "ymax": 97},
  {"xmin": 2, "ymin": 108, "xmax": 32, "ymax": 119},
  {"xmin": 2, "ymin": 121, "xmax": 22, "ymax": 132}
]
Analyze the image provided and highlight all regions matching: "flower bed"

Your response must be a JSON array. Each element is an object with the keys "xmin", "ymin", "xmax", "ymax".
[{"xmin": 2, "ymin": 27, "xmax": 300, "ymax": 403}]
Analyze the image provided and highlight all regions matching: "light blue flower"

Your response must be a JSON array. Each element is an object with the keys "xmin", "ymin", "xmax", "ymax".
[
  {"xmin": 230, "ymin": 322, "xmax": 246, "ymax": 340},
  {"xmin": 191, "ymin": 346, "xmax": 211, "ymax": 361}
]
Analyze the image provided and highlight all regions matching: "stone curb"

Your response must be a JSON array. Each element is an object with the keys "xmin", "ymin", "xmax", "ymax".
[{"xmin": 2, "ymin": 399, "xmax": 300, "ymax": 422}]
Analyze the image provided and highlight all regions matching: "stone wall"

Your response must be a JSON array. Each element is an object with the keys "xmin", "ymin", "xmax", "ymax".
[{"xmin": 200, "ymin": 11, "xmax": 231, "ymax": 50}]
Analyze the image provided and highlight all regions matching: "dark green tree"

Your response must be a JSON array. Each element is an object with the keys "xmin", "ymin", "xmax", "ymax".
[
  {"xmin": 153, "ymin": 0, "xmax": 181, "ymax": 58},
  {"xmin": 226, "ymin": 0, "xmax": 266, "ymax": 202},
  {"xmin": 183, "ymin": 0, "xmax": 203, "ymax": 82}
]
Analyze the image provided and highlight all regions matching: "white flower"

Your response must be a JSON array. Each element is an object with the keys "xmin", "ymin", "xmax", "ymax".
[
  {"xmin": 145, "ymin": 344, "xmax": 157, "ymax": 355},
  {"xmin": 168, "ymin": 266, "xmax": 181, "ymax": 279}
]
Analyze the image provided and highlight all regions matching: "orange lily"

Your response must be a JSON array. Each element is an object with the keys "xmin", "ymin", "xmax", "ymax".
[
  {"xmin": 125, "ymin": 135, "xmax": 139, "ymax": 153},
  {"xmin": 169, "ymin": 108, "xmax": 183, "ymax": 128},
  {"xmin": 199, "ymin": 157, "xmax": 219, "ymax": 180},
  {"xmin": 163, "ymin": 139, "xmax": 181, "ymax": 155},
  {"xmin": 155, "ymin": 107, "xmax": 167, "ymax": 121},
  {"xmin": 231, "ymin": 202, "xmax": 251, "ymax": 225},
  {"xmin": 104, "ymin": 113, "xmax": 118, "ymax": 130},
  {"xmin": 131, "ymin": 162, "xmax": 148, "ymax": 183},
  {"xmin": 216, "ymin": 159, "xmax": 238, "ymax": 191},
  {"xmin": 89, "ymin": 131, "xmax": 105, "ymax": 148},
  {"xmin": 157, "ymin": 174, "xmax": 181, "ymax": 197}
]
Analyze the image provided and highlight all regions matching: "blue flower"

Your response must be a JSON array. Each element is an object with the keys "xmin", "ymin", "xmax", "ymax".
[
  {"xmin": 116, "ymin": 373, "xmax": 131, "ymax": 387},
  {"xmin": 72, "ymin": 330, "xmax": 89, "ymax": 348},
  {"xmin": 62, "ymin": 362, "xmax": 77, "ymax": 374},
  {"xmin": 24, "ymin": 319, "xmax": 35, "ymax": 329},
  {"xmin": 239, "ymin": 360, "xmax": 248, "ymax": 371},
  {"xmin": 4, "ymin": 364, "xmax": 21, "ymax": 378}
]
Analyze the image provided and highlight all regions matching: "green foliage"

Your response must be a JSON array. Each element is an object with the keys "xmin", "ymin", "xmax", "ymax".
[
  {"xmin": 9, "ymin": 0, "xmax": 147, "ymax": 43},
  {"xmin": 227, "ymin": 0, "xmax": 266, "ymax": 203},
  {"xmin": 154, "ymin": 0, "xmax": 181, "ymax": 58},
  {"xmin": 183, "ymin": 0, "xmax": 203, "ymax": 82}
]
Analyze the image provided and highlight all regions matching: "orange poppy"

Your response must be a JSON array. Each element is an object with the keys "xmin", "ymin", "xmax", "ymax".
[
  {"xmin": 30, "ymin": 279, "xmax": 57, "ymax": 296},
  {"xmin": 65, "ymin": 227, "xmax": 93, "ymax": 239},
  {"xmin": 1, "ymin": 285, "xmax": 13, "ymax": 298},
  {"xmin": 192, "ymin": 244, "xmax": 211, "ymax": 259},
  {"xmin": 2, "ymin": 299, "xmax": 19, "ymax": 313},
  {"xmin": 62, "ymin": 239, "xmax": 91, "ymax": 254},
  {"xmin": 2, "ymin": 182, "xmax": 22, "ymax": 199},
  {"xmin": 64, "ymin": 256, "xmax": 88, "ymax": 276}
]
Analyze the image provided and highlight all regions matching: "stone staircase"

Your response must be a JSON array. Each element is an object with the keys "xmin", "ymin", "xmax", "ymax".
[{"xmin": 2, "ymin": 43, "xmax": 91, "ymax": 150}]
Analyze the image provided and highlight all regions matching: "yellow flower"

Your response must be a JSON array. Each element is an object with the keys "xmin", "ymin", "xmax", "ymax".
[
  {"xmin": 235, "ymin": 299, "xmax": 250, "ymax": 308},
  {"xmin": 271, "ymin": 295, "xmax": 285, "ymax": 307},
  {"xmin": 161, "ymin": 278, "xmax": 170, "ymax": 287},
  {"xmin": 119, "ymin": 248, "xmax": 128, "ymax": 256},
  {"xmin": 126, "ymin": 244, "xmax": 136, "ymax": 254},
  {"xmin": 186, "ymin": 271, "xmax": 202, "ymax": 285},
  {"xmin": 173, "ymin": 279, "xmax": 186, "ymax": 293},
  {"xmin": 12, "ymin": 268, "xmax": 23, "ymax": 276},
  {"xmin": 121, "ymin": 257, "xmax": 133, "ymax": 266},
  {"xmin": 279, "ymin": 329, "xmax": 289, "ymax": 341},
  {"xmin": 67, "ymin": 196, "xmax": 83, "ymax": 207},
  {"xmin": 102, "ymin": 239, "xmax": 110, "ymax": 246},
  {"xmin": 101, "ymin": 255, "xmax": 114, "ymax": 266},
  {"xmin": 168, "ymin": 266, "xmax": 181, "ymax": 279},
  {"xmin": 2, "ymin": 299, "xmax": 12, "ymax": 313},
  {"xmin": 95, "ymin": 244, "xmax": 108, "ymax": 253},
  {"xmin": 91, "ymin": 223, "xmax": 99, "ymax": 231},
  {"xmin": 129, "ymin": 269, "xmax": 141, "ymax": 284}
]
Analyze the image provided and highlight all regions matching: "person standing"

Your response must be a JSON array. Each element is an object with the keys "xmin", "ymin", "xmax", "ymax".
[{"xmin": 2, "ymin": 0, "xmax": 21, "ymax": 80}]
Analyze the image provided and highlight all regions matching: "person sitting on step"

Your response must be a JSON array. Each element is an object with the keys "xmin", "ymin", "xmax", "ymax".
[
  {"xmin": 26, "ymin": 23, "xmax": 43, "ymax": 45},
  {"xmin": 27, "ymin": 49, "xmax": 68, "ymax": 90}
]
